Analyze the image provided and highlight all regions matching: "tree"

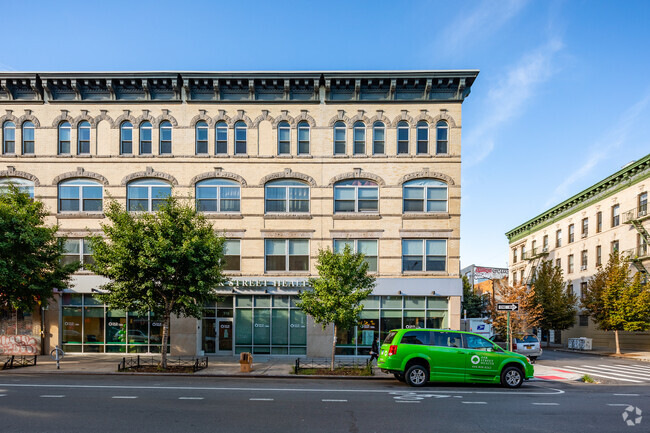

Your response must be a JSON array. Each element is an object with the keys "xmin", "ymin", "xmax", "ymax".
[
  {"xmin": 0, "ymin": 185, "xmax": 78, "ymax": 312},
  {"xmin": 89, "ymin": 196, "xmax": 227, "ymax": 368},
  {"xmin": 486, "ymin": 281, "xmax": 543, "ymax": 350},
  {"xmin": 461, "ymin": 275, "xmax": 486, "ymax": 318},
  {"xmin": 296, "ymin": 245, "xmax": 376, "ymax": 370},
  {"xmin": 532, "ymin": 260, "xmax": 578, "ymax": 346},
  {"xmin": 581, "ymin": 251, "xmax": 650, "ymax": 354}
]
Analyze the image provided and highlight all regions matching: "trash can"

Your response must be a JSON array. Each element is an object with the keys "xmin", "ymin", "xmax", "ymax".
[{"xmin": 239, "ymin": 352, "xmax": 253, "ymax": 373}]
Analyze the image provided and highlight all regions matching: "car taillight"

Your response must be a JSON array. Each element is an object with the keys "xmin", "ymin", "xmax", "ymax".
[{"xmin": 388, "ymin": 345, "xmax": 398, "ymax": 356}]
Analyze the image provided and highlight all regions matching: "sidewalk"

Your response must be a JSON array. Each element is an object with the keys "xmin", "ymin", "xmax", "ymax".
[{"xmin": 0, "ymin": 354, "xmax": 394, "ymax": 379}]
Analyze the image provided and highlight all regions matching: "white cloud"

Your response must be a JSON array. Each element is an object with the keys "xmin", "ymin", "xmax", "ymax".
[
  {"xmin": 464, "ymin": 38, "xmax": 563, "ymax": 166},
  {"xmin": 543, "ymin": 92, "xmax": 650, "ymax": 207},
  {"xmin": 442, "ymin": 0, "xmax": 529, "ymax": 54}
]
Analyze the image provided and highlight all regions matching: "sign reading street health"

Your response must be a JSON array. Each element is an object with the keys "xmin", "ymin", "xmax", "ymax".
[{"xmin": 496, "ymin": 303, "xmax": 519, "ymax": 311}]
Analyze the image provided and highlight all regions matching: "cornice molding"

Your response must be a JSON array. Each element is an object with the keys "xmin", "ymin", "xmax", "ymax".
[
  {"xmin": 399, "ymin": 168, "xmax": 455, "ymax": 185},
  {"xmin": 0, "ymin": 165, "xmax": 40, "ymax": 185},
  {"xmin": 259, "ymin": 168, "xmax": 316, "ymax": 187},
  {"xmin": 120, "ymin": 166, "xmax": 178, "ymax": 186},
  {"xmin": 52, "ymin": 167, "xmax": 108, "ymax": 186},
  {"xmin": 327, "ymin": 168, "xmax": 386, "ymax": 186},
  {"xmin": 190, "ymin": 167, "xmax": 247, "ymax": 186}
]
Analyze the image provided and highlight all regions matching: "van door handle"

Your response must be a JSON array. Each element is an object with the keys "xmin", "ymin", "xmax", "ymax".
[{"xmin": 458, "ymin": 351, "xmax": 467, "ymax": 355}]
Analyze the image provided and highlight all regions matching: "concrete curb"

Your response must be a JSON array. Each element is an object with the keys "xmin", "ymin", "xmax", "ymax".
[{"xmin": 551, "ymin": 348, "xmax": 650, "ymax": 363}]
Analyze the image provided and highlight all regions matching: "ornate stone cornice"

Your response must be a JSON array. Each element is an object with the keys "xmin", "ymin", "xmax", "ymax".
[
  {"xmin": 327, "ymin": 168, "xmax": 385, "ymax": 186},
  {"xmin": 189, "ymin": 167, "xmax": 247, "ymax": 186},
  {"xmin": 259, "ymin": 168, "xmax": 316, "ymax": 187},
  {"xmin": 399, "ymin": 168, "xmax": 455, "ymax": 185},
  {"xmin": 0, "ymin": 166, "xmax": 40, "ymax": 186},
  {"xmin": 120, "ymin": 166, "xmax": 178, "ymax": 186},
  {"xmin": 52, "ymin": 167, "xmax": 108, "ymax": 186}
]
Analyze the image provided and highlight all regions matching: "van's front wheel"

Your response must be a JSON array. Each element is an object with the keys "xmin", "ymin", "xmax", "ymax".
[
  {"xmin": 405, "ymin": 365, "xmax": 428, "ymax": 387},
  {"xmin": 501, "ymin": 366, "xmax": 523, "ymax": 388}
]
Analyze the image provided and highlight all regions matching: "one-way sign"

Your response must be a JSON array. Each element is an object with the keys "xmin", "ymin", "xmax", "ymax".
[{"xmin": 497, "ymin": 303, "xmax": 519, "ymax": 311}]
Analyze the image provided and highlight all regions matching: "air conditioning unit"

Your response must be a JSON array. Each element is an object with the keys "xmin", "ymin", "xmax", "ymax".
[{"xmin": 580, "ymin": 265, "xmax": 587, "ymax": 271}]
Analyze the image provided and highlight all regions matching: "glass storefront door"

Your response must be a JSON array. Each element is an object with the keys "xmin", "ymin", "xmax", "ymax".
[{"xmin": 217, "ymin": 319, "xmax": 233, "ymax": 354}]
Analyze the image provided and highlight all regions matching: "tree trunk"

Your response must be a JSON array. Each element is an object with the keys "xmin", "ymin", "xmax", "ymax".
[
  {"xmin": 161, "ymin": 308, "xmax": 171, "ymax": 369},
  {"xmin": 331, "ymin": 324, "xmax": 337, "ymax": 372},
  {"xmin": 614, "ymin": 329, "xmax": 621, "ymax": 355}
]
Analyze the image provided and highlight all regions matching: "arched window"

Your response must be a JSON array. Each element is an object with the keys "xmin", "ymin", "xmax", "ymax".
[
  {"xmin": 159, "ymin": 121, "xmax": 172, "ymax": 154},
  {"xmin": 0, "ymin": 178, "xmax": 34, "ymax": 198},
  {"xmin": 333, "ymin": 121, "xmax": 346, "ymax": 155},
  {"xmin": 403, "ymin": 179, "xmax": 448, "ymax": 213},
  {"xmin": 297, "ymin": 121, "xmax": 310, "ymax": 155},
  {"xmin": 58, "ymin": 121, "xmax": 71, "ymax": 155},
  {"xmin": 78, "ymin": 121, "xmax": 91, "ymax": 154},
  {"xmin": 417, "ymin": 121, "xmax": 429, "ymax": 154},
  {"xmin": 22, "ymin": 121, "xmax": 35, "ymax": 155},
  {"xmin": 215, "ymin": 122, "xmax": 228, "ymax": 155},
  {"xmin": 278, "ymin": 121, "xmax": 290, "ymax": 155},
  {"xmin": 140, "ymin": 122, "xmax": 152, "ymax": 154},
  {"xmin": 265, "ymin": 179, "xmax": 310, "ymax": 213},
  {"xmin": 397, "ymin": 121, "xmax": 409, "ymax": 154},
  {"xmin": 372, "ymin": 121, "xmax": 385, "ymax": 155},
  {"xmin": 59, "ymin": 179, "xmax": 103, "ymax": 212},
  {"xmin": 2, "ymin": 121, "xmax": 15, "ymax": 154},
  {"xmin": 436, "ymin": 121, "xmax": 448, "ymax": 154},
  {"xmin": 120, "ymin": 121, "xmax": 133, "ymax": 154},
  {"xmin": 127, "ymin": 179, "xmax": 172, "ymax": 212},
  {"xmin": 333, "ymin": 179, "xmax": 378, "ymax": 213},
  {"xmin": 196, "ymin": 121, "xmax": 208, "ymax": 155},
  {"xmin": 195, "ymin": 179, "xmax": 241, "ymax": 212},
  {"xmin": 353, "ymin": 121, "xmax": 365, "ymax": 155},
  {"xmin": 234, "ymin": 121, "xmax": 247, "ymax": 154}
]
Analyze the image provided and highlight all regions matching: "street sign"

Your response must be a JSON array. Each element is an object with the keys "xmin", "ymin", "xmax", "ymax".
[{"xmin": 497, "ymin": 303, "xmax": 519, "ymax": 311}]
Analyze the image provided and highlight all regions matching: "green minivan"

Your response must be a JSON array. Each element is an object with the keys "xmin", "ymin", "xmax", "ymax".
[{"xmin": 378, "ymin": 329, "xmax": 534, "ymax": 388}]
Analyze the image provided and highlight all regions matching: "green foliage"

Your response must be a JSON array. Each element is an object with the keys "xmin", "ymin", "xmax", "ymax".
[
  {"xmin": 0, "ymin": 185, "xmax": 79, "ymax": 311},
  {"xmin": 581, "ymin": 374, "xmax": 596, "ymax": 383},
  {"xmin": 297, "ymin": 245, "xmax": 376, "ymax": 331},
  {"xmin": 461, "ymin": 275, "xmax": 486, "ymax": 318},
  {"xmin": 89, "ymin": 196, "xmax": 227, "ymax": 366},
  {"xmin": 582, "ymin": 251, "xmax": 650, "ymax": 333},
  {"xmin": 532, "ymin": 260, "xmax": 578, "ymax": 332}
]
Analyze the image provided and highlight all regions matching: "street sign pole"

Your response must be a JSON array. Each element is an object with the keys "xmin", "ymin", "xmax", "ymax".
[{"xmin": 507, "ymin": 311, "xmax": 511, "ymax": 352}]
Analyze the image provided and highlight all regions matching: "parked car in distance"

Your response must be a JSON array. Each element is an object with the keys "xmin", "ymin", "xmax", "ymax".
[
  {"xmin": 378, "ymin": 328, "xmax": 534, "ymax": 388},
  {"xmin": 489, "ymin": 334, "xmax": 542, "ymax": 362}
]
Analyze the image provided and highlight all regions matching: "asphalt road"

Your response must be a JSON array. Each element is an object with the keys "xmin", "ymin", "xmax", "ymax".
[{"xmin": 0, "ymin": 374, "xmax": 647, "ymax": 433}]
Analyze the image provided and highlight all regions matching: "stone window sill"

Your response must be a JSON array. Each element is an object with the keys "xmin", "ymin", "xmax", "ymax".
[
  {"xmin": 56, "ymin": 212, "xmax": 105, "ymax": 219},
  {"xmin": 402, "ymin": 212, "xmax": 450, "ymax": 220},
  {"xmin": 264, "ymin": 214, "xmax": 312, "ymax": 220},
  {"xmin": 203, "ymin": 213, "xmax": 244, "ymax": 219},
  {"xmin": 332, "ymin": 213, "xmax": 381, "ymax": 220}
]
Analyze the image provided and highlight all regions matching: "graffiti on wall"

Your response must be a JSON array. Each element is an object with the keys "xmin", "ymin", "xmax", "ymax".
[{"xmin": 0, "ymin": 335, "xmax": 40, "ymax": 355}]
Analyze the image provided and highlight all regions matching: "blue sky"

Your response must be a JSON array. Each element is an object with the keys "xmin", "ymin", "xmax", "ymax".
[{"xmin": 2, "ymin": 0, "xmax": 650, "ymax": 268}]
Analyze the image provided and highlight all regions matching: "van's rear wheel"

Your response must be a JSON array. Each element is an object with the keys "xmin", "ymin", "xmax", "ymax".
[
  {"xmin": 394, "ymin": 372, "xmax": 405, "ymax": 382},
  {"xmin": 501, "ymin": 366, "xmax": 523, "ymax": 388},
  {"xmin": 405, "ymin": 365, "xmax": 428, "ymax": 387}
]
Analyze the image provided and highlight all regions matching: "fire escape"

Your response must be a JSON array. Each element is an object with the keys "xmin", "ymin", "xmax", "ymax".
[
  {"xmin": 623, "ymin": 204, "xmax": 650, "ymax": 276},
  {"xmin": 524, "ymin": 247, "xmax": 549, "ymax": 286}
]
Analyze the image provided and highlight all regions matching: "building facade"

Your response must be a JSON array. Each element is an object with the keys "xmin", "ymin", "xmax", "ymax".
[
  {"xmin": 505, "ymin": 154, "xmax": 650, "ymax": 350},
  {"xmin": 0, "ymin": 70, "xmax": 478, "ymax": 357}
]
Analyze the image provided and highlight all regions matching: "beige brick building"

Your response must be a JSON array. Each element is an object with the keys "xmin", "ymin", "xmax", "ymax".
[
  {"xmin": 0, "ymin": 70, "xmax": 478, "ymax": 357},
  {"xmin": 506, "ymin": 154, "xmax": 650, "ymax": 351}
]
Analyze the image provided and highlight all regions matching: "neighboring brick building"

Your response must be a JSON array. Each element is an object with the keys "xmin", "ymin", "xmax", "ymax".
[
  {"xmin": 506, "ymin": 154, "xmax": 650, "ymax": 351},
  {"xmin": 0, "ymin": 70, "xmax": 478, "ymax": 357}
]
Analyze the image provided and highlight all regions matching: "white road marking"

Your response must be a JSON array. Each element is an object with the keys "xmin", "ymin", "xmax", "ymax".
[
  {"xmin": 579, "ymin": 365, "xmax": 650, "ymax": 380},
  {"xmin": 614, "ymin": 394, "xmax": 640, "ymax": 397},
  {"xmin": 322, "ymin": 399, "xmax": 347, "ymax": 402},
  {"xmin": 249, "ymin": 398, "xmax": 274, "ymax": 401},
  {"xmin": 40, "ymin": 395, "xmax": 65, "ymax": 398},
  {"xmin": 462, "ymin": 402, "xmax": 487, "ymax": 404},
  {"xmin": 395, "ymin": 401, "xmax": 420, "ymax": 403},
  {"xmin": 532, "ymin": 403, "xmax": 559, "ymax": 406},
  {"xmin": 179, "ymin": 397, "xmax": 204, "ymax": 400},
  {"xmin": 607, "ymin": 404, "xmax": 630, "ymax": 407},
  {"xmin": 0, "ymin": 394, "xmax": 7, "ymax": 397},
  {"xmin": 596, "ymin": 365, "xmax": 650, "ymax": 379},
  {"xmin": 112, "ymin": 396, "xmax": 137, "ymax": 399},
  {"xmin": 611, "ymin": 364, "xmax": 650, "ymax": 373},
  {"xmin": 560, "ymin": 366, "xmax": 642, "ymax": 383},
  {"xmin": 0, "ymin": 383, "xmax": 565, "ymax": 396}
]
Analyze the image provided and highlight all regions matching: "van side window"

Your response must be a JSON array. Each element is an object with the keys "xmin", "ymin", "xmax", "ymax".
[
  {"xmin": 433, "ymin": 331, "xmax": 461, "ymax": 348},
  {"xmin": 400, "ymin": 331, "xmax": 429, "ymax": 345},
  {"xmin": 464, "ymin": 334, "xmax": 494, "ymax": 350}
]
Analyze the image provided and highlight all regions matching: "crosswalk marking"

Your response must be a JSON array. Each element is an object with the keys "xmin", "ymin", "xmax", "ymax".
[
  {"xmin": 560, "ymin": 363, "xmax": 650, "ymax": 383},
  {"xmin": 560, "ymin": 366, "xmax": 643, "ymax": 383}
]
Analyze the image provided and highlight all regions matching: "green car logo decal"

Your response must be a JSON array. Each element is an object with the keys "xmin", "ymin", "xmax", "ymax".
[{"xmin": 471, "ymin": 355, "xmax": 481, "ymax": 365}]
